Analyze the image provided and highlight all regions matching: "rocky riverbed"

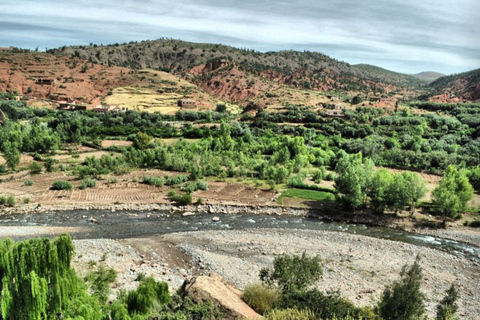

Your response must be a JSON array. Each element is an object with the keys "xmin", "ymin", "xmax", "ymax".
[{"xmin": 56, "ymin": 228, "xmax": 479, "ymax": 319}]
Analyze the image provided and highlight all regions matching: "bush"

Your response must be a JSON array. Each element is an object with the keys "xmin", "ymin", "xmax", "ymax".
[
  {"xmin": 377, "ymin": 257, "xmax": 425, "ymax": 320},
  {"xmin": 264, "ymin": 308, "xmax": 315, "ymax": 320},
  {"xmin": 242, "ymin": 283, "xmax": 280, "ymax": 315},
  {"xmin": 79, "ymin": 178, "xmax": 97, "ymax": 189},
  {"xmin": 125, "ymin": 277, "xmax": 170, "ymax": 315},
  {"xmin": 260, "ymin": 252, "xmax": 322, "ymax": 293},
  {"xmin": 141, "ymin": 175, "xmax": 164, "ymax": 187},
  {"xmin": 0, "ymin": 196, "xmax": 5, "ymax": 205},
  {"xmin": 23, "ymin": 180, "xmax": 34, "ymax": 186},
  {"xmin": 106, "ymin": 177, "xmax": 118, "ymax": 185},
  {"xmin": 181, "ymin": 181, "xmax": 208, "ymax": 192},
  {"xmin": 5, "ymin": 195, "xmax": 15, "ymax": 207},
  {"xmin": 23, "ymin": 197, "xmax": 30, "ymax": 204},
  {"xmin": 51, "ymin": 180, "xmax": 73, "ymax": 190},
  {"xmin": 165, "ymin": 175, "xmax": 189, "ymax": 186},
  {"xmin": 168, "ymin": 191, "xmax": 193, "ymax": 205},
  {"xmin": 29, "ymin": 161, "xmax": 43, "ymax": 175}
]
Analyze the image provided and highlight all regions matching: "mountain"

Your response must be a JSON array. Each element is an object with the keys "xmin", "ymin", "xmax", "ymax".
[
  {"xmin": 48, "ymin": 39, "xmax": 426, "ymax": 105},
  {"xmin": 412, "ymin": 71, "xmax": 445, "ymax": 82},
  {"xmin": 426, "ymin": 68, "xmax": 480, "ymax": 102},
  {"xmin": 0, "ymin": 51, "xmax": 220, "ymax": 112}
]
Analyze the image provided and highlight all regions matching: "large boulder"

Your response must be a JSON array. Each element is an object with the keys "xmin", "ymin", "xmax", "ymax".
[{"xmin": 182, "ymin": 273, "xmax": 260, "ymax": 319}]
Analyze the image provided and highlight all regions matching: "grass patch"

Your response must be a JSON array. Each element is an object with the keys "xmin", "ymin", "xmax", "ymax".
[{"xmin": 278, "ymin": 188, "xmax": 335, "ymax": 204}]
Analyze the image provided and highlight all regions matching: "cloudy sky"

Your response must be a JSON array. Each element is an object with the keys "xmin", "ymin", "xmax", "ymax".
[{"xmin": 1, "ymin": 0, "xmax": 479, "ymax": 74}]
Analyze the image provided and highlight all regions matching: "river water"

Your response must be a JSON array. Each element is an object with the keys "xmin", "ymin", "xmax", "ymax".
[{"xmin": 1, "ymin": 210, "xmax": 479, "ymax": 262}]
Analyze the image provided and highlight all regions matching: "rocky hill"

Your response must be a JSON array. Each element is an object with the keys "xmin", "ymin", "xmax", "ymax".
[
  {"xmin": 426, "ymin": 68, "xmax": 480, "ymax": 102},
  {"xmin": 0, "ymin": 50, "xmax": 219, "ymax": 112},
  {"xmin": 49, "ymin": 39, "xmax": 426, "ymax": 104}
]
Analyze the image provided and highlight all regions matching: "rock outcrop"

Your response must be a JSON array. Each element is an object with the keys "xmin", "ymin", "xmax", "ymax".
[{"xmin": 182, "ymin": 273, "xmax": 259, "ymax": 320}]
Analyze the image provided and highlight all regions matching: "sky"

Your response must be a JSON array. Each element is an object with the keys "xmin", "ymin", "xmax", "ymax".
[{"xmin": 0, "ymin": 0, "xmax": 479, "ymax": 75}]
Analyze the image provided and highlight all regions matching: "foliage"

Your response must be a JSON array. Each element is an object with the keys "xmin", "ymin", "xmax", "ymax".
[
  {"xmin": 242, "ymin": 283, "xmax": 279, "ymax": 315},
  {"xmin": 264, "ymin": 308, "xmax": 315, "ymax": 320},
  {"xmin": 334, "ymin": 152, "xmax": 374, "ymax": 210},
  {"xmin": 436, "ymin": 284, "xmax": 459, "ymax": 320},
  {"xmin": 125, "ymin": 277, "xmax": 170, "ymax": 315},
  {"xmin": 168, "ymin": 191, "xmax": 193, "ymax": 205},
  {"xmin": 133, "ymin": 132, "xmax": 153, "ymax": 150},
  {"xmin": 142, "ymin": 175, "xmax": 165, "ymax": 187},
  {"xmin": 260, "ymin": 252, "xmax": 322, "ymax": 293},
  {"xmin": 432, "ymin": 165, "xmax": 473, "ymax": 219},
  {"xmin": 278, "ymin": 189, "xmax": 334, "ymax": 204},
  {"xmin": 79, "ymin": 177, "xmax": 98, "ymax": 189},
  {"xmin": 51, "ymin": 180, "xmax": 73, "ymax": 190},
  {"xmin": 28, "ymin": 161, "xmax": 43, "ymax": 175},
  {"xmin": 85, "ymin": 265, "xmax": 117, "ymax": 304},
  {"xmin": 377, "ymin": 257, "xmax": 425, "ymax": 320},
  {"xmin": 0, "ymin": 235, "xmax": 102, "ymax": 319}
]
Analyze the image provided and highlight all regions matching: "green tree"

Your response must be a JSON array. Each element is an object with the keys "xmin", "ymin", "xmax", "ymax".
[
  {"xmin": 335, "ymin": 152, "xmax": 374, "ymax": 210},
  {"xmin": 28, "ymin": 161, "xmax": 43, "ymax": 175},
  {"xmin": 432, "ymin": 165, "xmax": 473, "ymax": 219},
  {"xmin": 133, "ymin": 132, "xmax": 153, "ymax": 150},
  {"xmin": 368, "ymin": 168, "xmax": 394, "ymax": 214},
  {"xmin": 436, "ymin": 284, "xmax": 459, "ymax": 320},
  {"xmin": 1, "ymin": 141, "xmax": 21, "ymax": 171},
  {"xmin": 0, "ymin": 235, "xmax": 102, "ymax": 319},
  {"xmin": 259, "ymin": 252, "xmax": 322, "ymax": 293},
  {"xmin": 377, "ymin": 257, "xmax": 425, "ymax": 320},
  {"xmin": 402, "ymin": 172, "xmax": 427, "ymax": 215}
]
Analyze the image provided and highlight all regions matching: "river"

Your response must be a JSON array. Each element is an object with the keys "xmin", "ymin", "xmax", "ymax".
[{"xmin": 1, "ymin": 209, "xmax": 479, "ymax": 262}]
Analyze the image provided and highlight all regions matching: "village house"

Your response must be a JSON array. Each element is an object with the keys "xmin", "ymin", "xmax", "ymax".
[
  {"xmin": 93, "ymin": 105, "xmax": 128, "ymax": 113},
  {"xmin": 177, "ymin": 99, "xmax": 196, "ymax": 108},
  {"xmin": 369, "ymin": 97, "xmax": 381, "ymax": 102},
  {"xmin": 57, "ymin": 100, "xmax": 88, "ymax": 111},
  {"xmin": 323, "ymin": 103, "xmax": 345, "ymax": 117},
  {"xmin": 0, "ymin": 46, "xmax": 14, "ymax": 52}
]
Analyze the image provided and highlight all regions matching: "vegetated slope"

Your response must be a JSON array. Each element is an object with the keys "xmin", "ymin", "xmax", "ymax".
[
  {"xmin": 354, "ymin": 64, "xmax": 426, "ymax": 87},
  {"xmin": 412, "ymin": 71, "xmax": 445, "ymax": 82},
  {"xmin": 50, "ymin": 39, "xmax": 425, "ymax": 104},
  {"xmin": 427, "ymin": 68, "xmax": 480, "ymax": 102},
  {"xmin": 0, "ymin": 51, "xmax": 219, "ymax": 111}
]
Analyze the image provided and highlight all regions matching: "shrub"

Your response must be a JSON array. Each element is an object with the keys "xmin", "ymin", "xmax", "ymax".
[
  {"xmin": 264, "ymin": 308, "xmax": 315, "ymax": 320},
  {"xmin": 29, "ymin": 161, "xmax": 43, "ymax": 175},
  {"xmin": 0, "ymin": 196, "xmax": 5, "ymax": 205},
  {"xmin": 436, "ymin": 284, "xmax": 459, "ymax": 320},
  {"xmin": 168, "ymin": 191, "xmax": 192, "ymax": 205},
  {"xmin": 377, "ymin": 257, "xmax": 425, "ymax": 320},
  {"xmin": 23, "ymin": 180, "xmax": 34, "ymax": 186},
  {"xmin": 51, "ymin": 180, "xmax": 73, "ymax": 190},
  {"xmin": 5, "ymin": 196, "xmax": 15, "ymax": 207},
  {"xmin": 106, "ymin": 177, "xmax": 118, "ymax": 185},
  {"xmin": 242, "ymin": 283, "xmax": 279, "ymax": 315},
  {"xmin": 260, "ymin": 252, "xmax": 322, "ymax": 293},
  {"xmin": 79, "ymin": 178, "xmax": 97, "ymax": 190},
  {"xmin": 125, "ymin": 277, "xmax": 170, "ymax": 315},
  {"xmin": 141, "ymin": 175, "xmax": 164, "ymax": 187},
  {"xmin": 23, "ymin": 197, "xmax": 30, "ymax": 204},
  {"xmin": 165, "ymin": 175, "xmax": 189, "ymax": 186},
  {"xmin": 181, "ymin": 181, "xmax": 208, "ymax": 192}
]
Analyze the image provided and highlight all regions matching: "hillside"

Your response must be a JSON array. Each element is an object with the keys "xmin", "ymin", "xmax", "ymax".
[
  {"xmin": 427, "ymin": 68, "xmax": 480, "ymax": 102},
  {"xmin": 0, "ymin": 51, "xmax": 219, "ymax": 113},
  {"xmin": 412, "ymin": 71, "xmax": 445, "ymax": 82},
  {"xmin": 49, "ymin": 39, "xmax": 425, "ymax": 104},
  {"xmin": 354, "ymin": 64, "xmax": 426, "ymax": 87}
]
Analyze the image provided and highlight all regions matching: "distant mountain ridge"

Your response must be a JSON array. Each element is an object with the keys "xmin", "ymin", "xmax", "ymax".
[
  {"xmin": 412, "ymin": 72, "xmax": 445, "ymax": 82},
  {"xmin": 48, "ymin": 39, "xmax": 427, "ymax": 104}
]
